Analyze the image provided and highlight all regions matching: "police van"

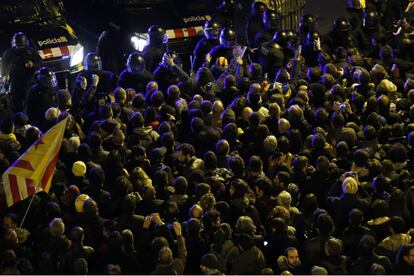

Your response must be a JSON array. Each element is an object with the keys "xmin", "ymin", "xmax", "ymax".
[
  {"xmin": 64, "ymin": 0, "xmax": 211, "ymax": 71},
  {"xmin": 0, "ymin": 0, "xmax": 84, "ymax": 87}
]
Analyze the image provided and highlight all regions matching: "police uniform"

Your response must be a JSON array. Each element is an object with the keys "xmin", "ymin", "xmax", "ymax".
[
  {"xmin": 1, "ymin": 45, "xmax": 42, "ymax": 112},
  {"xmin": 143, "ymin": 44, "xmax": 167, "ymax": 74},
  {"xmin": 256, "ymin": 41, "xmax": 285, "ymax": 80},
  {"xmin": 117, "ymin": 69, "xmax": 154, "ymax": 93},
  {"xmin": 192, "ymin": 37, "xmax": 220, "ymax": 73}
]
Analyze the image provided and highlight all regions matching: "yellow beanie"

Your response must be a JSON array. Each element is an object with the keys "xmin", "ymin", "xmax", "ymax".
[
  {"xmin": 72, "ymin": 161, "xmax": 86, "ymax": 177},
  {"xmin": 342, "ymin": 177, "xmax": 358, "ymax": 194},
  {"xmin": 74, "ymin": 194, "xmax": 90, "ymax": 213}
]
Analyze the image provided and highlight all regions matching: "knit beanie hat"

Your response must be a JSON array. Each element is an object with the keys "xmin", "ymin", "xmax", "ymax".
[
  {"xmin": 75, "ymin": 194, "xmax": 90, "ymax": 213},
  {"xmin": 72, "ymin": 161, "xmax": 87, "ymax": 177},
  {"xmin": 342, "ymin": 176, "xmax": 358, "ymax": 194},
  {"xmin": 200, "ymin": 253, "xmax": 218, "ymax": 269}
]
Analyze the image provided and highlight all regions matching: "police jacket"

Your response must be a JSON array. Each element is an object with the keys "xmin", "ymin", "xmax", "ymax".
[
  {"xmin": 0, "ymin": 47, "xmax": 42, "ymax": 82},
  {"xmin": 25, "ymin": 84, "xmax": 57, "ymax": 125},
  {"xmin": 256, "ymin": 41, "xmax": 285, "ymax": 80},
  {"xmin": 208, "ymin": 45, "xmax": 234, "ymax": 67},
  {"xmin": 192, "ymin": 37, "xmax": 219, "ymax": 73},
  {"xmin": 143, "ymin": 44, "xmax": 167, "ymax": 73},
  {"xmin": 117, "ymin": 69, "xmax": 153, "ymax": 92},
  {"xmin": 75, "ymin": 69, "xmax": 116, "ymax": 111}
]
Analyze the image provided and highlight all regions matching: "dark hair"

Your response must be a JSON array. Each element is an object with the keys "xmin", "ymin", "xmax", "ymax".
[{"xmin": 349, "ymin": 208, "xmax": 363, "ymax": 226}]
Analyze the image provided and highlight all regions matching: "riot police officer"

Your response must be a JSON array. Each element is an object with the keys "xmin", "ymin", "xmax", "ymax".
[
  {"xmin": 25, "ymin": 67, "xmax": 58, "ymax": 125},
  {"xmin": 256, "ymin": 30, "xmax": 287, "ymax": 80},
  {"xmin": 356, "ymin": 10, "xmax": 387, "ymax": 56},
  {"xmin": 118, "ymin": 52, "xmax": 153, "ymax": 92},
  {"xmin": 142, "ymin": 25, "xmax": 168, "ymax": 73},
  {"xmin": 345, "ymin": 0, "xmax": 364, "ymax": 37},
  {"xmin": 1, "ymin": 32, "xmax": 42, "ymax": 112},
  {"xmin": 208, "ymin": 27, "xmax": 238, "ymax": 66},
  {"xmin": 192, "ymin": 19, "xmax": 221, "ymax": 74},
  {"xmin": 96, "ymin": 23, "xmax": 131, "ymax": 74},
  {"xmin": 153, "ymin": 50, "xmax": 185, "ymax": 94},
  {"xmin": 324, "ymin": 18, "xmax": 356, "ymax": 53},
  {"xmin": 254, "ymin": 9, "xmax": 282, "ymax": 48},
  {"xmin": 213, "ymin": 0, "xmax": 238, "ymax": 28},
  {"xmin": 285, "ymin": 30, "xmax": 300, "ymax": 60},
  {"xmin": 74, "ymin": 52, "xmax": 115, "ymax": 113},
  {"xmin": 302, "ymin": 31, "xmax": 324, "ymax": 67},
  {"xmin": 298, "ymin": 14, "xmax": 318, "ymax": 45},
  {"xmin": 246, "ymin": 1, "xmax": 267, "ymax": 47}
]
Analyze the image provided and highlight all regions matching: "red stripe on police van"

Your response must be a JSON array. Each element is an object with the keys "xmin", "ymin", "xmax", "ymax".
[
  {"xmin": 173, "ymin": 28, "xmax": 185, "ymax": 39},
  {"xmin": 59, "ymin": 46, "xmax": 70, "ymax": 56},
  {"xmin": 187, "ymin": 27, "xmax": 197, "ymax": 37},
  {"xmin": 42, "ymin": 48, "xmax": 53, "ymax": 59}
]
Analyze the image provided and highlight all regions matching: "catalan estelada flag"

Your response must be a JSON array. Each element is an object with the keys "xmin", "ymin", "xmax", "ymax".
[{"xmin": 2, "ymin": 117, "xmax": 68, "ymax": 207}]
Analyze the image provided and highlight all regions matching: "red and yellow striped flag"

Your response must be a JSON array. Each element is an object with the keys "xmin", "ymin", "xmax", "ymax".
[{"xmin": 2, "ymin": 117, "xmax": 68, "ymax": 207}]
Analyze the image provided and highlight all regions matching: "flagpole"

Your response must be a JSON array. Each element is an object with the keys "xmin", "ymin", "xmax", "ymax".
[{"xmin": 19, "ymin": 190, "xmax": 37, "ymax": 228}]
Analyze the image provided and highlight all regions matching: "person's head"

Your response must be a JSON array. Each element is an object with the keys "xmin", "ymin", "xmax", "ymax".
[
  {"xmin": 3, "ymin": 213, "xmax": 18, "ymax": 231},
  {"xmin": 56, "ymin": 89, "xmax": 72, "ymax": 110},
  {"xmin": 49, "ymin": 218, "xmax": 65, "ymax": 238},
  {"xmin": 126, "ymin": 52, "xmax": 145, "ymax": 74},
  {"xmin": 397, "ymin": 244, "xmax": 414, "ymax": 267},
  {"xmin": 11, "ymin": 32, "xmax": 28, "ymax": 48},
  {"xmin": 189, "ymin": 203, "xmax": 203, "ymax": 219},
  {"xmin": 215, "ymin": 139, "xmax": 230, "ymax": 156},
  {"xmin": 235, "ymin": 216, "xmax": 256, "ymax": 235},
  {"xmin": 200, "ymin": 253, "xmax": 219, "ymax": 273},
  {"xmin": 203, "ymin": 19, "xmax": 221, "ymax": 40},
  {"xmin": 263, "ymin": 9, "xmax": 280, "ymax": 29},
  {"xmin": 73, "ymin": 258, "xmax": 88, "ymax": 275},
  {"xmin": 175, "ymin": 143, "xmax": 195, "ymax": 163},
  {"xmin": 371, "ymin": 198, "xmax": 389, "ymax": 218},
  {"xmin": 228, "ymin": 155, "xmax": 245, "ymax": 178},
  {"xmin": 219, "ymin": 27, "xmax": 237, "ymax": 48},
  {"xmin": 324, "ymin": 237, "xmax": 343, "ymax": 257},
  {"xmin": 285, "ymin": 247, "xmax": 301, "ymax": 266},
  {"xmin": 389, "ymin": 216, "xmax": 406, "ymax": 234},
  {"xmin": 299, "ymin": 14, "xmax": 317, "ymax": 33},
  {"xmin": 250, "ymin": 1, "xmax": 267, "ymax": 17},
  {"xmin": 35, "ymin": 67, "xmax": 58, "ymax": 88},
  {"xmin": 84, "ymin": 52, "xmax": 102, "ymax": 72},
  {"xmin": 148, "ymin": 25, "xmax": 167, "ymax": 46}
]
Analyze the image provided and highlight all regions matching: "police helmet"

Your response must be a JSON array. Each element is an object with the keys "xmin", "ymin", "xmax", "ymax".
[
  {"xmin": 286, "ymin": 30, "xmax": 299, "ymax": 48},
  {"xmin": 35, "ymin": 67, "xmax": 58, "ymax": 88},
  {"xmin": 204, "ymin": 19, "xmax": 221, "ymax": 40},
  {"xmin": 251, "ymin": 1, "xmax": 267, "ymax": 17},
  {"xmin": 219, "ymin": 28, "xmax": 237, "ymax": 48},
  {"xmin": 363, "ymin": 10, "xmax": 379, "ymax": 30},
  {"xmin": 299, "ymin": 14, "xmax": 317, "ymax": 33},
  {"xmin": 127, "ymin": 52, "xmax": 145, "ymax": 74},
  {"xmin": 221, "ymin": 0, "xmax": 237, "ymax": 9},
  {"xmin": 333, "ymin": 18, "xmax": 351, "ymax": 32},
  {"xmin": 263, "ymin": 9, "xmax": 281, "ymax": 29},
  {"xmin": 273, "ymin": 30, "xmax": 289, "ymax": 48},
  {"xmin": 84, "ymin": 52, "xmax": 102, "ymax": 72},
  {"xmin": 11, "ymin": 32, "xmax": 28, "ymax": 48},
  {"xmin": 148, "ymin": 25, "xmax": 168, "ymax": 45}
]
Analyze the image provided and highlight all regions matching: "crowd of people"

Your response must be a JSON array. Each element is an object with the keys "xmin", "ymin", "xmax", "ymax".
[{"xmin": 1, "ymin": 0, "xmax": 414, "ymax": 274}]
